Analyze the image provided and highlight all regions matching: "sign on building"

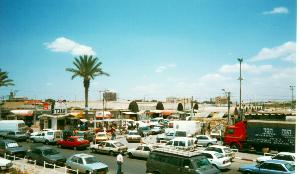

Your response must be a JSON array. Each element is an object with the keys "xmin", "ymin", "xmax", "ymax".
[{"xmin": 53, "ymin": 101, "xmax": 67, "ymax": 114}]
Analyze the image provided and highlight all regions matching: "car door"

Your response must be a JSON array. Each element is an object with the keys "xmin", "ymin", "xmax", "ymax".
[
  {"xmin": 142, "ymin": 146, "xmax": 151, "ymax": 158},
  {"xmin": 98, "ymin": 142, "xmax": 106, "ymax": 153},
  {"xmin": 69, "ymin": 156, "xmax": 81, "ymax": 172},
  {"xmin": 134, "ymin": 146, "xmax": 143, "ymax": 158},
  {"xmin": 77, "ymin": 157, "xmax": 86, "ymax": 172},
  {"xmin": 258, "ymin": 163, "xmax": 286, "ymax": 174},
  {"xmin": 31, "ymin": 149, "xmax": 44, "ymax": 164}
]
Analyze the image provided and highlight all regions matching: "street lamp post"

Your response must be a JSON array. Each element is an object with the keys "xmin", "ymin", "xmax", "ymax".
[
  {"xmin": 222, "ymin": 89, "xmax": 231, "ymax": 125},
  {"xmin": 237, "ymin": 58, "xmax": 243, "ymax": 120},
  {"xmin": 289, "ymin": 85, "xmax": 295, "ymax": 110}
]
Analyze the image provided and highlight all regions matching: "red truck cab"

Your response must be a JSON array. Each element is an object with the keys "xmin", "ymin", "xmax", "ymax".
[{"xmin": 223, "ymin": 121, "xmax": 247, "ymax": 150}]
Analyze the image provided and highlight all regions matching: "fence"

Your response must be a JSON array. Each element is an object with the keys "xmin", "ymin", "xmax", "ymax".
[{"xmin": 4, "ymin": 153, "xmax": 80, "ymax": 174}]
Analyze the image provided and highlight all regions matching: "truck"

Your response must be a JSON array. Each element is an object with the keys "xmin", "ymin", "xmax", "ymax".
[
  {"xmin": 156, "ymin": 130, "xmax": 188, "ymax": 143},
  {"xmin": 167, "ymin": 120, "xmax": 202, "ymax": 136},
  {"xmin": 223, "ymin": 120, "xmax": 295, "ymax": 153},
  {"xmin": 0, "ymin": 120, "xmax": 27, "ymax": 137}
]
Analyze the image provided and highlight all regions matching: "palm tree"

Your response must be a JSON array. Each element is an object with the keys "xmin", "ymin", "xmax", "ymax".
[
  {"xmin": 0, "ymin": 69, "xmax": 14, "ymax": 88},
  {"xmin": 66, "ymin": 55, "xmax": 109, "ymax": 117}
]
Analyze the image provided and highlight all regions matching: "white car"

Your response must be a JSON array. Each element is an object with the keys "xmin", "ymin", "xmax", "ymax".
[
  {"xmin": 0, "ymin": 157, "xmax": 13, "ymax": 170},
  {"xmin": 256, "ymin": 152, "xmax": 295, "ymax": 165},
  {"xmin": 127, "ymin": 144, "xmax": 153, "ymax": 159},
  {"xmin": 90, "ymin": 140, "xmax": 128, "ymax": 155},
  {"xmin": 204, "ymin": 145, "xmax": 235, "ymax": 161},
  {"xmin": 195, "ymin": 135, "xmax": 217, "ymax": 147},
  {"xmin": 200, "ymin": 151, "xmax": 231, "ymax": 170},
  {"xmin": 28, "ymin": 130, "xmax": 62, "ymax": 144},
  {"xmin": 126, "ymin": 130, "xmax": 141, "ymax": 143}
]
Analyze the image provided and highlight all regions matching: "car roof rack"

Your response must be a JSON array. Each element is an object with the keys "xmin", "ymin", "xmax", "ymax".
[{"xmin": 153, "ymin": 147, "xmax": 203, "ymax": 157}]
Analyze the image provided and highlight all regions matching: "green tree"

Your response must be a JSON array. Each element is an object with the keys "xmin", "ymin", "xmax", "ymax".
[
  {"xmin": 156, "ymin": 101, "xmax": 164, "ymax": 110},
  {"xmin": 193, "ymin": 103, "xmax": 199, "ymax": 110},
  {"xmin": 45, "ymin": 99, "xmax": 56, "ymax": 114},
  {"xmin": 128, "ymin": 101, "xmax": 139, "ymax": 112},
  {"xmin": 0, "ymin": 69, "xmax": 14, "ymax": 88},
  {"xmin": 177, "ymin": 103, "xmax": 183, "ymax": 111},
  {"xmin": 66, "ymin": 55, "xmax": 109, "ymax": 117}
]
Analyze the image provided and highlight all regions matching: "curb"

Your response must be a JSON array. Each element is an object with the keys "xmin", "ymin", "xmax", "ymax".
[{"xmin": 235, "ymin": 156, "xmax": 256, "ymax": 162}]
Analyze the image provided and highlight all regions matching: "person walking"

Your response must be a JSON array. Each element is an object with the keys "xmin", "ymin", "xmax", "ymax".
[{"xmin": 116, "ymin": 151, "xmax": 123, "ymax": 174}]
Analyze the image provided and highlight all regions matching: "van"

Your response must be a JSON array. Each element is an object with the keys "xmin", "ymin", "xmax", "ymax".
[
  {"xmin": 165, "ymin": 137, "xmax": 196, "ymax": 150},
  {"xmin": 29, "ymin": 129, "xmax": 62, "ymax": 144},
  {"xmin": 0, "ymin": 120, "xmax": 27, "ymax": 137},
  {"xmin": 146, "ymin": 148, "xmax": 220, "ymax": 174}
]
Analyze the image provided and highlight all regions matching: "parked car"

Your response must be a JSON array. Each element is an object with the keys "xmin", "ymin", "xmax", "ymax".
[
  {"xmin": 156, "ymin": 130, "xmax": 187, "ymax": 142},
  {"xmin": 0, "ymin": 139, "xmax": 26, "ymax": 157},
  {"xmin": 28, "ymin": 130, "xmax": 62, "ymax": 144},
  {"xmin": 4, "ymin": 131, "xmax": 27, "ymax": 141},
  {"xmin": 239, "ymin": 160, "xmax": 295, "ymax": 174},
  {"xmin": 126, "ymin": 130, "xmax": 141, "ymax": 143},
  {"xmin": 0, "ymin": 157, "xmax": 13, "ymax": 171},
  {"xmin": 66, "ymin": 153, "xmax": 108, "ymax": 174},
  {"xmin": 146, "ymin": 147, "xmax": 220, "ymax": 174},
  {"xmin": 95, "ymin": 132, "xmax": 109, "ymax": 143},
  {"xmin": 256, "ymin": 152, "xmax": 295, "ymax": 165},
  {"xmin": 195, "ymin": 135, "xmax": 217, "ymax": 147},
  {"xmin": 137, "ymin": 126, "xmax": 150, "ymax": 137},
  {"xmin": 165, "ymin": 137, "xmax": 196, "ymax": 150},
  {"xmin": 127, "ymin": 144, "xmax": 153, "ymax": 159},
  {"xmin": 90, "ymin": 140, "xmax": 128, "ymax": 156},
  {"xmin": 203, "ymin": 145, "xmax": 235, "ymax": 161},
  {"xmin": 149, "ymin": 126, "xmax": 163, "ymax": 135},
  {"xmin": 57, "ymin": 136, "xmax": 89, "ymax": 150},
  {"xmin": 0, "ymin": 120, "xmax": 27, "ymax": 138},
  {"xmin": 26, "ymin": 146, "xmax": 66, "ymax": 166},
  {"xmin": 199, "ymin": 151, "xmax": 231, "ymax": 170},
  {"xmin": 74, "ymin": 131, "xmax": 94, "ymax": 142}
]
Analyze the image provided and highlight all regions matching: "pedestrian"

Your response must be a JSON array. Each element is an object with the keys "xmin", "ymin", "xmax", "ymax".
[{"xmin": 116, "ymin": 151, "xmax": 123, "ymax": 174}]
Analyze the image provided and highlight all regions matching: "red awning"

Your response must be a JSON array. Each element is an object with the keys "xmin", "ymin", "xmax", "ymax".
[{"xmin": 10, "ymin": 110, "xmax": 33, "ymax": 116}]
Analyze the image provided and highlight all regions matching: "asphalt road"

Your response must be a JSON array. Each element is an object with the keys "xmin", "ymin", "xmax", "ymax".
[{"xmin": 15, "ymin": 136, "xmax": 260, "ymax": 174}]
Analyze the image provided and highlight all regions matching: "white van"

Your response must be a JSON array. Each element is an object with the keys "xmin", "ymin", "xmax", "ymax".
[
  {"xmin": 165, "ymin": 137, "xmax": 196, "ymax": 150},
  {"xmin": 0, "ymin": 120, "xmax": 27, "ymax": 137},
  {"xmin": 29, "ymin": 129, "xmax": 62, "ymax": 144}
]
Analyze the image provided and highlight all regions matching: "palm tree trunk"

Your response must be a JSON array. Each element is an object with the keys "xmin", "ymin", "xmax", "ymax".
[{"xmin": 84, "ymin": 79, "xmax": 90, "ymax": 119}]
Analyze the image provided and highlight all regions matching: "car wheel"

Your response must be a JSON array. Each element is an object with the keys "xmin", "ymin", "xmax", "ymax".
[
  {"xmin": 109, "ymin": 151, "xmax": 114, "ymax": 156},
  {"xmin": 27, "ymin": 157, "xmax": 33, "ymax": 164},
  {"xmin": 207, "ymin": 143, "xmax": 212, "ymax": 147},
  {"xmin": 73, "ymin": 146, "xmax": 77, "ymax": 150},
  {"xmin": 58, "ymin": 144, "xmax": 62, "ymax": 148},
  {"xmin": 128, "ymin": 153, "xmax": 133, "ymax": 158},
  {"xmin": 85, "ymin": 171, "xmax": 90, "ymax": 174}
]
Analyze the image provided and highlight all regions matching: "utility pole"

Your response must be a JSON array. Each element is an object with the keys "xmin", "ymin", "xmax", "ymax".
[
  {"xmin": 222, "ymin": 89, "xmax": 231, "ymax": 125},
  {"xmin": 237, "ymin": 58, "xmax": 243, "ymax": 120},
  {"xmin": 289, "ymin": 85, "xmax": 295, "ymax": 110}
]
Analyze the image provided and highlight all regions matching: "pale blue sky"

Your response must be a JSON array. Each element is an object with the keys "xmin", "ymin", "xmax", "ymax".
[{"xmin": 0, "ymin": 0, "xmax": 296, "ymax": 102}]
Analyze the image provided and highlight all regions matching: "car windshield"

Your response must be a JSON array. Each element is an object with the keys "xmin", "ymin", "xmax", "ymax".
[
  {"xmin": 215, "ymin": 153, "xmax": 224, "ymax": 158},
  {"xmin": 97, "ymin": 133, "xmax": 105, "ymax": 137},
  {"xmin": 223, "ymin": 148, "xmax": 232, "ymax": 153},
  {"xmin": 7, "ymin": 143, "xmax": 19, "ymax": 148},
  {"xmin": 114, "ymin": 142, "xmax": 124, "ymax": 147},
  {"xmin": 85, "ymin": 157, "xmax": 98, "ymax": 164},
  {"xmin": 77, "ymin": 137, "xmax": 85, "ymax": 141},
  {"xmin": 128, "ymin": 132, "xmax": 138, "ymax": 135},
  {"xmin": 192, "ymin": 157, "xmax": 211, "ymax": 169},
  {"xmin": 285, "ymin": 163, "xmax": 295, "ymax": 171},
  {"xmin": 43, "ymin": 149, "xmax": 59, "ymax": 156}
]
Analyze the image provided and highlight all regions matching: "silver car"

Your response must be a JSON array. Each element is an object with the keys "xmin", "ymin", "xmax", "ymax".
[
  {"xmin": 195, "ymin": 135, "xmax": 217, "ymax": 147},
  {"xmin": 66, "ymin": 153, "xmax": 108, "ymax": 174}
]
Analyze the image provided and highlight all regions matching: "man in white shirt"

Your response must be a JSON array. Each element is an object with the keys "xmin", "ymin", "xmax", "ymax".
[{"xmin": 116, "ymin": 151, "xmax": 123, "ymax": 174}]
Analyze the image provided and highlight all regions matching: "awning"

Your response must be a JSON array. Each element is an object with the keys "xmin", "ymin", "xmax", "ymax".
[
  {"xmin": 95, "ymin": 111, "xmax": 112, "ymax": 118},
  {"xmin": 10, "ymin": 110, "xmax": 33, "ymax": 116},
  {"xmin": 80, "ymin": 119, "xmax": 88, "ymax": 122},
  {"xmin": 161, "ymin": 110, "xmax": 176, "ymax": 116},
  {"xmin": 199, "ymin": 112, "xmax": 211, "ymax": 118},
  {"xmin": 38, "ymin": 114, "xmax": 74, "ymax": 119},
  {"xmin": 122, "ymin": 112, "xmax": 137, "ymax": 115}
]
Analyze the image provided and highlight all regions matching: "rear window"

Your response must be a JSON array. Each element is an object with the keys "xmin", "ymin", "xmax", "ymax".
[
  {"xmin": 285, "ymin": 163, "xmax": 295, "ymax": 171},
  {"xmin": 47, "ymin": 132, "xmax": 54, "ymax": 135},
  {"xmin": 192, "ymin": 157, "xmax": 211, "ymax": 169}
]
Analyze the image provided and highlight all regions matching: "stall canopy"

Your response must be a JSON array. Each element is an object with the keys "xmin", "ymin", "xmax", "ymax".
[
  {"xmin": 10, "ymin": 110, "xmax": 33, "ymax": 116},
  {"xmin": 96, "ymin": 111, "xmax": 112, "ymax": 119}
]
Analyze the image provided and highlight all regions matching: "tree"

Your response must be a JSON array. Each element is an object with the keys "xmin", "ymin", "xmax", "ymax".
[
  {"xmin": 128, "ymin": 101, "xmax": 139, "ymax": 113},
  {"xmin": 234, "ymin": 107, "xmax": 239, "ymax": 115},
  {"xmin": 156, "ymin": 102, "xmax": 164, "ymax": 110},
  {"xmin": 193, "ymin": 103, "xmax": 199, "ymax": 110},
  {"xmin": 45, "ymin": 99, "xmax": 56, "ymax": 114},
  {"xmin": 0, "ymin": 69, "xmax": 14, "ymax": 88},
  {"xmin": 177, "ymin": 103, "xmax": 183, "ymax": 111},
  {"xmin": 66, "ymin": 55, "xmax": 109, "ymax": 118}
]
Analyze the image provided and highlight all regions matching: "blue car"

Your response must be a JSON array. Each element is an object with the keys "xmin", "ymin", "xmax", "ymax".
[{"xmin": 239, "ymin": 160, "xmax": 295, "ymax": 174}]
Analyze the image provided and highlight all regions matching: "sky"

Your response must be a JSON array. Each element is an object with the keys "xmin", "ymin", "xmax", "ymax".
[{"xmin": 0, "ymin": 0, "xmax": 296, "ymax": 102}]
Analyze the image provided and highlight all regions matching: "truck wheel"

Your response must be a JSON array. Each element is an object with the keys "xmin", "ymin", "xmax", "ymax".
[
  {"xmin": 45, "ymin": 140, "xmax": 49, "ymax": 145},
  {"xmin": 230, "ymin": 143, "xmax": 239, "ymax": 150}
]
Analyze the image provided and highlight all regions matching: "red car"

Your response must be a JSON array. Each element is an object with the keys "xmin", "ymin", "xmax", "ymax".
[{"xmin": 57, "ymin": 136, "xmax": 90, "ymax": 150}]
